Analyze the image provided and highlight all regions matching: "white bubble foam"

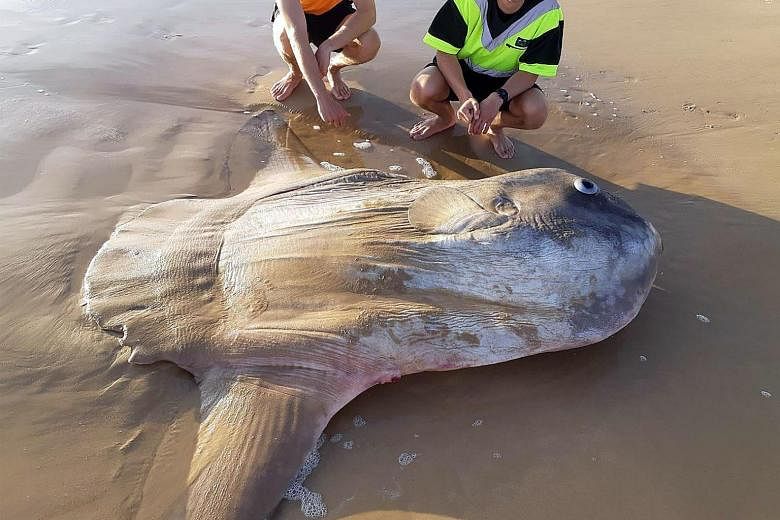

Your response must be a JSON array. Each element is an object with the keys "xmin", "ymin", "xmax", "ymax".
[
  {"xmin": 329, "ymin": 433, "xmax": 343, "ymax": 443},
  {"xmin": 283, "ymin": 481, "xmax": 304, "ymax": 501},
  {"xmin": 300, "ymin": 489, "xmax": 327, "ymax": 518},
  {"xmin": 284, "ymin": 434, "xmax": 328, "ymax": 517},
  {"xmin": 398, "ymin": 452, "xmax": 417, "ymax": 466},
  {"xmin": 388, "ymin": 165, "xmax": 403, "ymax": 172},
  {"xmin": 353, "ymin": 140, "xmax": 372, "ymax": 150},
  {"xmin": 696, "ymin": 314, "xmax": 711, "ymax": 323},
  {"xmin": 342, "ymin": 440, "xmax": 354, "ymax": 450},
  {"xmin": 416, "ymin": 157, "xmax": 437, "ymax": 178},
  {"xmin": 472, "ymin": 419, "xmax": 483, "ymax": 427},
  {"xmin": 352, "ymin": 415, "xmax": 366, "ymax": 428},
  {"xmin": 320, "ymin": 161, "xmax": 344, "ymax": 172}
]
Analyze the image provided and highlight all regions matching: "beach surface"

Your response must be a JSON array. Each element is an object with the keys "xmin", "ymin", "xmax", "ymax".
[{"xmin": 1, "ymin": 1, "xmax": 778, "ymax": 519}]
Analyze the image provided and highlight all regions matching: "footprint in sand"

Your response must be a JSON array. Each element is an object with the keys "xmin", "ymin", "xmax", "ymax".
[
  {"xmin": 245, "ymin": 69, "xmax": 271, "ymax": 93},
  {"xmin": 0, "ymin": 42, "xmax": 46, "ymax": 56},
  {"xmin": 705, "ymin": 109, "xmax": 741, "ymax": 121},
  {"xmin": 246, "ymin": 18, "xmax": 271, "ymax": 28}
]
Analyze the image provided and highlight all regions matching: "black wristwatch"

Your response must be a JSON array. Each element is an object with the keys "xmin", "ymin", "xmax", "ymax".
[{"xmin": 495, "ymin": 88, "xmax": 510, "ymax": 105}]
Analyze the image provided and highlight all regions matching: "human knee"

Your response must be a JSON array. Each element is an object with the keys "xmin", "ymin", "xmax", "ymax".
[
  {"xmin": 528, "ymin": 101, "xmax": 548, "ymax": 129},
  {"xmin": 512, "ymin": 95, "xmax": 547, "ymax": 129},
  {"xmin": 341, "ymin": 30, "xmax": 380, "ymax": 64},
  {"xmin": 411, "ymin": 71, "xmax": 449, "ymax": 104},
  {"xmin": 409, "ymin": 76, "xmax": 433, "ymax": 104},
  {"xmin": 359, "ymin": 29, "xmax": 381, "ymax": 61}
]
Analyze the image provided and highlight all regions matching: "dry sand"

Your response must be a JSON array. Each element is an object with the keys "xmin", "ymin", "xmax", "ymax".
[{"xmin": 1, "ymin": 0, "xmax": 778, "ymax": 519}]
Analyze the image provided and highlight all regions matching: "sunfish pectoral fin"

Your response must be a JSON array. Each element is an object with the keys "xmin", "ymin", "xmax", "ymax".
[
  {"xmin": 186, "ymin": 369, "xmax": 335, "ymax": 520},
  {"xmin": 408, "ymin": 186, "xmax": 508, "ymax": 234}
]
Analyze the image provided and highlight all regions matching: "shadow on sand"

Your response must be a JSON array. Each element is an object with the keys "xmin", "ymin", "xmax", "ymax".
[{"xmin": 259, "ymin": 91, "xmax": 780, "ymax": 520}]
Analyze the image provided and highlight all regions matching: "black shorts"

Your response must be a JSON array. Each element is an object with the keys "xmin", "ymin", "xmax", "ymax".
[
  {"xmin": 272, "ymin": 1, "xmax": 356, "ymax": 48},
  {"xmin": 426, "ymin": 57, "xmax": 542, "ymax": 112}
]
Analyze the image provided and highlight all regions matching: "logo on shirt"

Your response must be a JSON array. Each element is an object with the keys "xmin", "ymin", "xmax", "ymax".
[{"xmin": 506, "ymin": 37, "xmax": 530, "ymax": 50}]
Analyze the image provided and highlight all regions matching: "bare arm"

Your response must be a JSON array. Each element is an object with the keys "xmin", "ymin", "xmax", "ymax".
[
  {"xmin": 322, "ymin": 0, "xmax": 376, "ymax": 51},
  {"xmin": 276, "ymin": 0, "xmax": 348, "ymax": 125},
  {"xmin": 434, "ymin": 50, "xmax": 471, "ymax": 102},
  {"xmin": 499, "ymin": 70, "xmax": 538, "ymax": 99},
  {"xmin": 276, "ymin": 0, "xmax": 328, "ymax": 98},
  {"xmin": 435, "ymin": 50, "xmax": 485, "ymax": 131}
]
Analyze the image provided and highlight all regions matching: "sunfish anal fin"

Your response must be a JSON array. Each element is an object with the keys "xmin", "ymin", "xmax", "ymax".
[{"xmin": 186, "ymin": 369, "xmax": 334, "ymax": 520}]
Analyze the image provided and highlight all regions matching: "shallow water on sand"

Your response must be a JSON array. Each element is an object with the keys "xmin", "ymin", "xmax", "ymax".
[{"xmin": 1, "ymin": 1, "xmax": 779, "ymax": 519}]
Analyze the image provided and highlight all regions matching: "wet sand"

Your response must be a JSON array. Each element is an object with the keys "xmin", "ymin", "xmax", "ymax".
[{"xmin": 1, "ymin": 1, "xmax": 778, "ymax": 519}]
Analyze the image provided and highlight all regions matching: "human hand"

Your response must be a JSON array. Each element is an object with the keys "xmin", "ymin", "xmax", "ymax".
[
  {"xmin": 316, "ymin": 93, "xmax": 349, "ymax": 127},
  {"xmin": 315, "ymin": 41, "xmax": 333, "ymax": 77},
  {"xmin": 456, "ymin": 97, "xmax": 480, "ymax": 128},
  {"xmin": 470, "ymin": 94, "xmax": 502, "ymax": 135}
]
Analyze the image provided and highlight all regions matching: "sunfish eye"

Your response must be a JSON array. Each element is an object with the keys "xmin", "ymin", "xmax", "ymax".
[
  {"xmin": 493, "ymin": 196, "xmax": 518, "ymax": 216},
  {"xmin": 574, "ymin": 178, "xmax": 599, "ymax": 195}
]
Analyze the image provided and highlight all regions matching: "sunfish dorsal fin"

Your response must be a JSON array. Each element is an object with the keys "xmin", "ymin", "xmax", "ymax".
[
  {"xmin": 230, "ymin": 109, "xmax": 324, "ymax": 190},
  {"xmin": 186, "ymin": 369, "xmax": 336, "ymax": 520}
]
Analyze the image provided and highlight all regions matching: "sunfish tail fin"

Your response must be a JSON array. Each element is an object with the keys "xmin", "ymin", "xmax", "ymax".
[{"xmin": 186, "ymin": 370, "xmax": 333, "ymax": 520}]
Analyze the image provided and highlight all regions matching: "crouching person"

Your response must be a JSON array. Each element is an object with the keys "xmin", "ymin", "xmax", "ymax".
[
  {"xmin": 410, "ymin": 0, "xmax": 563, "ymax": 158},
  {"xmin": 271, "ymin": 0, "xmax": 381, "ymax": 126}
]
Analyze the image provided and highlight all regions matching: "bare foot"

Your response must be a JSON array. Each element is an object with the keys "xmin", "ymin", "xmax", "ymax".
[
  {"xmin": 327, "ymin": 68, "xmax": 351, "ymax": 100},
  {"xmin": 271, "ymin": 70, "xmax": 302, "ymax": 102},
  {"xmin": 487, "ymin": 128, "xmax": 515, "ymax": 159},
  {"xmin": 409, "ymin": 114, "xmax": 456, "ymax": 141}
]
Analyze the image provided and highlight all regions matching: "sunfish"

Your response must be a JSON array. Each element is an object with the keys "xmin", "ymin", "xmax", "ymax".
[{"xmin": 83, "ymin": 110, "xmax": 661, "ymax": 519}]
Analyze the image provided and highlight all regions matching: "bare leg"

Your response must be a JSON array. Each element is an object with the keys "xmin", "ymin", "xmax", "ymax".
[
  {"xmin": 488, "ymin": 87, "xmax": 548, "ymax": 159},
  {"xmin": 326, "ymin": 28, "xmax": 381, "ymax": 100},
  {"xmin": 408, "ymin": 66, "xmax": 457, "ymax": 140},
  {"xmin": 271, "ymin": 17, "xmax": 303, "ymax": 102}
]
